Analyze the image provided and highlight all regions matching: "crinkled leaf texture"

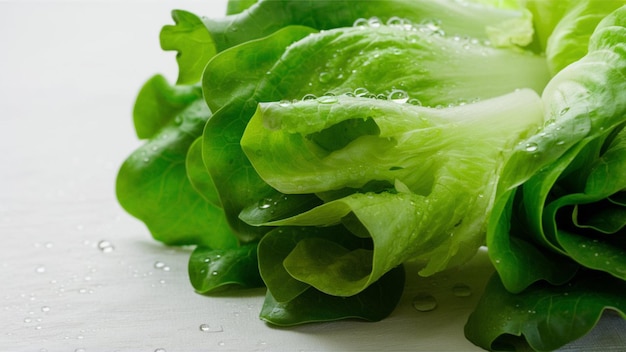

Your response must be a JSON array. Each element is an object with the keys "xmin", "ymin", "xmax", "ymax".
[
  {"xmin": 242, "ymin": 90, "xmax": 544, "ymax": 298},
  {"xmin": 116, "ymin": 75, "xmax": 237, "ymax": 249},
  {"xmin": 476, "ymin": 6, "xmax": 626, "ymax": 350},
  {"xmin": 465, "ymin": 269, "xmax": 626, "ymax": 351},
  {"xmin": 201, "ymin": 26, "xmax": 319, "ymax": 244},
  {"xmin": 160, "ymin": 10, "xmax": 218, "ymax": 85},
  {"xmin": 202, "ymin": 20, "xmax": 549, "ymax": 244},
  {"xmin": 523, "ymin": 0, "xmax": 626, "ymax": 74},
  {"xmin": 164, "ymin": 0, "xmax": 535, "ymax": 84},
  {"xmin": 212, "ymin": 0, "xmax": 535, "ymax": 48},
  {"xmin": 489, "ymin": 4, "xmax": 626, "ymax": 293}
]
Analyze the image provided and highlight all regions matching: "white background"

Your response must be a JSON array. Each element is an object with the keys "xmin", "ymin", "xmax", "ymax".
[{"xmin": 1, "ymin": 1, "xmax": 624, "ymax": 351}]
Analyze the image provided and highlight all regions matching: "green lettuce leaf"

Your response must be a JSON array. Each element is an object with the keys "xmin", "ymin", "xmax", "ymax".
[
  {"xmin": 242, "ymin": 90, "xmax": 544, "ymax": 297},
  {"xmin": 226, "ymin": 0, "xmax": 258, "ymax": 15},
  {"xmin": 163, "ymin": 0, "xmax": 536, "ymax": 86},
  {"xmin": 201, "ymin": 26, "xmax": 317, "ymax": 243},
  {"xmin": 116, "ymin": 75, "xmax": 237, "ymax": 248},
  {"xmin": 489, "ymin": 5, "xmax": 626, "ymax": 293},
  {"xmin": 523, "ymin": 0, "xmax": 625, "ymax": 74},
  {"xmin": 189, "ymin": 243, "xmax": 264, "ymax": 293},
  {"xmin": 465, "ymin": 269, "xmax": 626, "ymax": 351},
  {"xmin": 201, "ymin": 19, "xmax": 549, "ymax": 246},
  {"xmin": 260, "ymin": 264, "xmax": 405, "ymax": 326},
  {"xmin": 160, "ymin": 10, "xmax": 217, "ymax": 85}
]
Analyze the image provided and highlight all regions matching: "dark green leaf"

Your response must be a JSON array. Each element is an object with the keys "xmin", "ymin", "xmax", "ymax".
[
  {"xmin": 257, "ymin": 225, "xmax": 372, "ymax": 303},
  {"xmin": 260, "ymin": 264, "xmax": 405, "ymax": 326},
  {"xmin": 487, "ymin": 189, "xmax": 579, "ymax": 293},
  {"xmin": 201, "ymin": 27, "xmax": 316, "ymax": 243},
  {"xmin": 116, "ymin": 78, "xmax": 237, "ymax": 249},
  {"xmin": 573, "ymin": 199, "xmax": 626, "ymax": 234},
  {"xmin": 239, "ymin": 190, "xmax": 323, "ymax": 225},
  {"xmin": 189, "ymin": 243, "xmax": 264, "ymax": 293},
  {"xmin": 465, "ymin": 269, "xmax": 626, "ymax": 352}
]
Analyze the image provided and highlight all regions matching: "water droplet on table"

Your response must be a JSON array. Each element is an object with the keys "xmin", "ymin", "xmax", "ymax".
[
  {"xmin": 412, "ymin": 292, "xmax": 437, "ymax": 312},
  {"xmin": 199, "ymin": 323, "xmax": 223, "ymax": 333},
  {"xmin": 97, "ymin": 240, "xmax": 114, "ymax": 253}
]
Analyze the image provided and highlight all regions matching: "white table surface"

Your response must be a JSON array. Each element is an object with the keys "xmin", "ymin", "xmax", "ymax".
[{"xmin": 1, "ymin": 1, "xmax": 624, "ymax": 351}]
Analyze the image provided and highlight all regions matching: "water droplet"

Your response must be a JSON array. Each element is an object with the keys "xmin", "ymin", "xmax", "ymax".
[
  {"xmin": 301, "ymin": 94, "xmax": 317, "ymax": 101},
  {"xmin": 353, "ymin": 18, "xmax": 368, "ymax": 27},
  {"xmin": 41, "ymin": 306, "xmax": 50, "ymax": 313},
  {"xmin": 44, "ymin": 242, "xmax": 53, "ymax": 249},
  {"xmin": 407, "ymin": 98, "xmax": 422, "ymax": 106},
  {"xmin": 278, "ymin": 99, "xmax": 291, "ymax": 107},
  {"xmin": 420, "ymin": 20, "xmax": 444, "ymax": 36},
  {"xmin": 211, "ymin": 271, "xmax": 218, "ymax": 276},
  {"xmin": 24, "ymin": 317, "xmax": 32, "ymax": 323},
  {"xmin": 318, "ymin": 72, "xmax": 331, "ymax": 83},
  {"xmin": 199, "ymin": 323, "xmax": 224, "ymax": 333},
  {"xmin": 154, "ymin": 349, "xmax": 166, "ymax": 352},
  {"xmin": 217, "ymin": 341, "xmax": 225, "ymax": 346},
  {"xmin": 412, "ymin": 292, "xmax": 437, "ymax": 312},
  {"xmin": 386, "ymin": 16, "xmax": 405, "ymax": 26},
  {"xmin": 559, "ymin": 107, "xmax": 570, "ymax": 116},
  {"xmin": 203, "ymin": 257, "xmax": 211, "ymax": 263},
  {"xmin": 97, "ymin": 240, "xmax": 114, "ymax": 253},
  {"xmin": 258, "ymin": 198, "xmax": 272, "ymax": 209},
  {"xmin": 154, "ymin": 261, "xmax": 165, "ymax": 269},
  {"xmin": 524, "ymin": 143, "xmax": 539, "ymax": 152},
  {"xmin": 35, "ymin": 265, "xmax": 46, "ymax": 274},
  {"xmin": 452, "ymin": 283, "xmax": 472, "ymax": 297},
  {"xmin": 367, "ymin": 17, "xmax": 382, "ymax": 27},
  {"xmin": 174, "ymin": 116, "xmax": 183, "ymax": 125},
  {"xmin": 317, "ymin": 95, "xmax": 338, "ymax": 104},
  {"xmin": 354, "ymin": 87, "xmax": 369, "ymax": 97},
  {"xmin": 388, "ymin": 89, "xmax": 409, "ymax": 104}
]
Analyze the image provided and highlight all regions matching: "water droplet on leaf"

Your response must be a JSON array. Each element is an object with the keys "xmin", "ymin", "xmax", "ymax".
[
  {"xmin": 452, "ymin": 283, "xmax": 472, "ymax": 297},
  {"xmin": 524, "ymin": 143, "xmax": 539, "ymax": 152},
  {"xmin": 388, "ymin": 89, "xmax": 409, "ymax": 103}
]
